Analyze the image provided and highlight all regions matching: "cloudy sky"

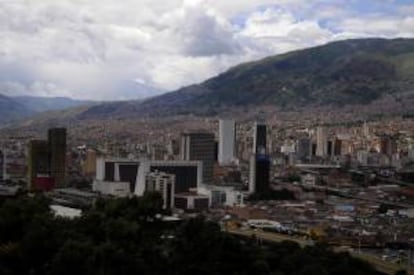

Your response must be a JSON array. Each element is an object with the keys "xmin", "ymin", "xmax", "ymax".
[{"xmin": 0, "ymin": 0, "xmax": 413, "ymax": 100}]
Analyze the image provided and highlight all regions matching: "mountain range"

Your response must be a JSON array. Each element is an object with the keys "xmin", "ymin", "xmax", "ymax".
[
  {"xmin": 12, "ymin": 96, "xmax": 94, "ymax": 113},
  {"xmin": 78, "ymin": 38, "xmax": 414, "ymax": 119},
  {"xmin": 2, "ymin": 38, "xmax": 414, "ymax": 126},
  {"xmin": 0, "ymin": 95, "xmax": 95, "ymax": 125},
  {"xmin": 0, "ymin": 94, "xmax": 32, "ymax": 125}
]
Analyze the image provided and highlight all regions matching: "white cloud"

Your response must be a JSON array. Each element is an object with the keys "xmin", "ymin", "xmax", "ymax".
[
  {"xmin": 337, "ymin": 16, "xmax": 414, "ymax": 38},
  {"xmin": 0, "ymin": 0, "xmax": 412, "ymax": 100}
]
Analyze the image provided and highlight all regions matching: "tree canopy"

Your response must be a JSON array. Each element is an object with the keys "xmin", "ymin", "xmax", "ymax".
[{"xmin": 0, "ymin": 194, "xmax": 382, "ymax": 275}]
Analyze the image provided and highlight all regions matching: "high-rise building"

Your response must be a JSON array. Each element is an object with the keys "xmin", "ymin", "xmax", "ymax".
[
  {"xmin": 27, "ymin": 128, "xmax": 67, "ymax": 191},
  {"xmin": 27, "ymin": 140, "xmax": 51, "ymax": 190},
  {"xmin": 253, "ymin": 121, "xmax": 267, "ymax": 154},
  {"xmin": 181, "ymin": 132, "xmax": 215, "ymax": 184},
  {"xmin": 145, "ymin": 170, "xmax": 175, "ymax": 209},
  {"xmin": 249, "ymin": 154, "xmax": 270, "ymax": 193},
  {"xmin": 316, "ymin": 126, "xmax": 327, "ymax": 157},
  {"xmin": 48, "ymin": 128, "xmax": 67, "ymax": 187},
  {"xmin": 249, "ymin": 119, "xmax": 270, "ymax": 194},
  {"xmin": 218, "ymin": 119, "xmax": 236, "ymax": 165}
]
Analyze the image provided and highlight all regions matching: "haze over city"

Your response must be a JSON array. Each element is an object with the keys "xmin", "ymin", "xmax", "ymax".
[{"xmin": 1, "ymin": 0, "xmax": 414, "ymax": 100}]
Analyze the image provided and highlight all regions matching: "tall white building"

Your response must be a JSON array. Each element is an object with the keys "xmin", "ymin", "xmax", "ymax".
[
  {"xmin": 218, "ymin": 119, "xmax": 236, "ymax": 165},
  {"xmin": 316, "ymin": 126, "xmax": 327, "ymax": 157}
]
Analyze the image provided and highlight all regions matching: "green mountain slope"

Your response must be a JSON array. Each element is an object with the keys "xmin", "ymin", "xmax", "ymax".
[{"xmin": 78, "ymin": 38, "xmax": 414, "ymax": 118}]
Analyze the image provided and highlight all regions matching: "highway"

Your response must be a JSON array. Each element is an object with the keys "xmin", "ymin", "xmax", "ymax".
[{"xmin": 228, "ymin": 228, "xmax": 413, "ymax": 275}]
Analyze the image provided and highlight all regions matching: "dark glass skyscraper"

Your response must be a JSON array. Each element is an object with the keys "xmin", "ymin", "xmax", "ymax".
[
  {"xmin": 48, "ymin": 128, "xmax": 67, "ymax": 187},
  {"xmin": 253, "ymin": 122, "xmax": 267, "ymax": 154},
  {"xmin": 249, "ymin": 120, "xmax": 270, "ymax": 193},
  {"xmin": 255, "ymin": 155, "xmax": 270, "ymax": 193},
  {"xmin": 181, "ymin": 132, "xmax": 215, "ymax": 184},
  {"xmin": 27, "ymin": 140, "xmax": 50, "ymax": 189}
]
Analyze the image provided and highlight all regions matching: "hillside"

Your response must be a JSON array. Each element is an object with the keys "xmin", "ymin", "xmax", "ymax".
[
  {"xmin": 79, "ymin": 38, "xmax": 414, "ymax": 119},
  {"xmin": 0, "ymin": 94, "xmax": 33, "ymax": 125},
  {"xmin": 0, "ymin": 94, "xmax": 97, "ymax": 126},
  {"xmin": 12, "ymin": 96, "xmax": 95, "ymax": 113}
]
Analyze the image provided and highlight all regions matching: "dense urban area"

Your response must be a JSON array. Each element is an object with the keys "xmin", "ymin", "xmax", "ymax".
[{"xmin": 0, "ymin": 112, "xmax": 414, "ymax": 274}]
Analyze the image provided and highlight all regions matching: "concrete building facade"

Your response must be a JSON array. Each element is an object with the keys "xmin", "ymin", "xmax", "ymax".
[
  {"xmin": 218, "ymin": 119, "xmax": 236, "ymax": 165},
  {"xmin": 145, "ymin": 170, "xmax": 175, "ymax": 209},
  {"xmin": 316, "ymin": 126, "xmax": 328, "ymax": 157}
]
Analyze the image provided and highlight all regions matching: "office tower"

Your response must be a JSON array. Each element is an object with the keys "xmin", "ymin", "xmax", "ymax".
[
  {"xmin": 27, "ymin": 140, "xmax": 51, "ymax": 190},
  {"xmin": 145, "ymin": 170, "xmax": 175, "ymax": 209},
  {"xmin": 249, "ymin": 118, "xmax": 270, "ymax": 194},
  {"xmin": 316, "ymin": 126, "xmax": 327, "ymax": 157},
  {"xmin": 253, "ymin": 121, "xmax": 267, "ymax": 154},
  {"xmin": 48, "ymin": 128, "xmax": 67, "ymax": 187},
  {"xmin": 181, "ymin": 132, "xmax": 215, "ymax": 184},
  {"xmin": 218, "ymin": 119, "xmax": 236, "ymax": 165},
  {"xmin": 296, "ymin": 138, "xmax": 311, "ymax": 162},
  {"xmin": 249, "ymin": 154, "xmax": 270, "ymax": 193}
]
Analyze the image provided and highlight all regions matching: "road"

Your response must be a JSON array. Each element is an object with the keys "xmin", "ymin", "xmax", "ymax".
[{"xmin": 228, "ymin": 228, "xmax": 413, "ymax": 275}]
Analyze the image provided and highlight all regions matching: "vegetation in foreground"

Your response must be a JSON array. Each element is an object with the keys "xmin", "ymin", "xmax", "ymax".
[{"xmin": 0, "ymin": 194, "xmax": 382, "ymax": 275}]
